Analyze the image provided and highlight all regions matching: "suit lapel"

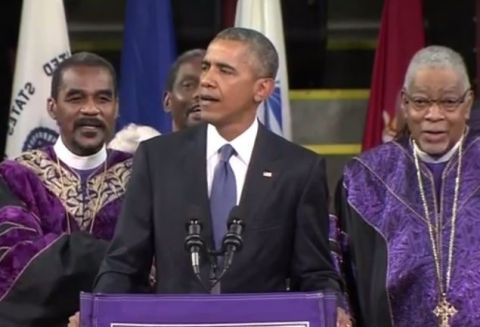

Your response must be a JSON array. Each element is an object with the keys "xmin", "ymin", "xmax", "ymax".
[
  {"xmin": 181, "ymin": 124, "xmax": 283, "ymax": 250},
  {"xmin": 180, "ymin": 124, "xmax": 214, "ymax": 249},
  {"xmin": 239, "ymin": 124, "xmax": 282, "ymax": 226}
]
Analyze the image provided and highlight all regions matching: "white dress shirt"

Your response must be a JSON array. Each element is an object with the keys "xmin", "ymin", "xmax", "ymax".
[{"xmin": 206, "ymin": 120, "xmax": 259, "ymax": 204}]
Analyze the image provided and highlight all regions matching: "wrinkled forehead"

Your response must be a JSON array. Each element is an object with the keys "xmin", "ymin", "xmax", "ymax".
[
  {"xmin": 59, "ymin": 65, "xmax": 115, "ymax": 94},
  {"xmin": 182, "ymin": 55, "xmax": 203, "ymax": 68},
  {"xmin": 176, "ymin": 58, "xmax": 202, "ymax": 78},
  {"xmin": 205, "ymin": 39, "xmax": 257, "ymax": 68},
  {"xmin": 408, "ymin": 66, "xmax": 465, "ymax": 94}
]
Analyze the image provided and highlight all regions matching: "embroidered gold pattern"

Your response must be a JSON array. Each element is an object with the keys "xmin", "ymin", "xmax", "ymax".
[{"xmin": 17, "ymin": 150, "xmax": 132, "ymax": 231}]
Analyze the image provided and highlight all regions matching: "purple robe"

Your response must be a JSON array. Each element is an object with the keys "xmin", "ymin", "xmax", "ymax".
[
  {"xmin": 0, "ymin": 146, "xmax": 132, "ymax": 326},
  {"xmin": 337, "ymin": 133, "xmax": 480, "ymax": 326}
]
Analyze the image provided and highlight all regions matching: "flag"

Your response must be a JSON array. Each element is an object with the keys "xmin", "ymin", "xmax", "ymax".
[
  {"xmin": 5, "ymin": 0, "xmax": 70, "ymax": 159},
  {"xmin": 235, "ymin": 0, "xmax": 292, "ymax": 140},
  {"xmin": 117, "ymin": 0, "xmax": 176, "ymax": 134},
  {"xmin": 362, "ymin": 0, "xmax": 424, "ymax": 151}
]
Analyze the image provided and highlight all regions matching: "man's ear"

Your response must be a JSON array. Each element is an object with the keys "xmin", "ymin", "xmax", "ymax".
[
  {"xmin": 114, "ymin": 98, "xmax": 119, "ymax": 119},
  {"xmin": 47, "ymin": 97, "xmax": 57, "ymax": 120},
  {"xmin": 253, "ymin": 78, "xmax": 275, "ymax": 103},
  {"xmin": 163, "ymin": 91, "xmax": 172, "ymax": 113},
  {"xmin": 399, "ymin": 90, "xmax": 409, "ymax": 120},
  {"xmin": 464, "ymin": 89, "xmax": 474, "ymax": 120}
]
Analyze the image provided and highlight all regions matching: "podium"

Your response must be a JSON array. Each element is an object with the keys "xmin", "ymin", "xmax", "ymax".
[{"xmin": 80, "ymin": 292, "xmax": 337, "ymax": 327}]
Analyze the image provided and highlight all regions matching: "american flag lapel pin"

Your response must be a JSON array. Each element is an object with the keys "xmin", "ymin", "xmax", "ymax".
[{"xmin": 263, "ymin": 170, "xmax": 273, "ymax": 178}]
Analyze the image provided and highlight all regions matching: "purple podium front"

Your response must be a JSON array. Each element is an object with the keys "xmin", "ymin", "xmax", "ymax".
[{"xmin": 80, "ymin": 292, "xmax": 337, "ymax": 327}]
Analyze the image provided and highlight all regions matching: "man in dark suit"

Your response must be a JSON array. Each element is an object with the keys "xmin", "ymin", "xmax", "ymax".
[{"xmin": 93, "ymin": 26, "xmax": 342, "ymax": 300}]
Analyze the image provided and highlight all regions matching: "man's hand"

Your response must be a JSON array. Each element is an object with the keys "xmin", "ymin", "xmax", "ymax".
[
  {"xmin": 337, "ymin": 307, "xmax": 353, "ymax": 327},
  {"xmin": 68, "ymin": 311, "xmax": 80, "ymax": 327}
]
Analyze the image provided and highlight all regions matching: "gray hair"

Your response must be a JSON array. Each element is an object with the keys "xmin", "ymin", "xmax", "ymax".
[
  {"xmin": 213, "ymin": 27, "xmax": 279, "ymax": 78},
  {"xmin": 403, "ymin": 45, "xmax": 470, "ymax": 91}
]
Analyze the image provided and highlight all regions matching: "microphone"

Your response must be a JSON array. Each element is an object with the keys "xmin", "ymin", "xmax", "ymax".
[
  {"xmin": 184, "ymin": 206, "xmax": 204, "ymax": 276},
  {"xmin": 221, "ymin": 205, "xmax": 245, "ymax": 270},
  {"xmin": 208, "ymin": 206, "xmax": 245, "ymax": 292}
]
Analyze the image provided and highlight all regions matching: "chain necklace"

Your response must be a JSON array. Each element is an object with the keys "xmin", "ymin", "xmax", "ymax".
[
  {"xmin": 56, "ymin": 156, "xmax": 108, "ymax": 233},
  {"xmin": 412, "ymin": 137, "xmax": 463, "ymax": 327}
]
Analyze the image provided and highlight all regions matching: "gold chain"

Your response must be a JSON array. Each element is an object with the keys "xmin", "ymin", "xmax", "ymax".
[
  {"xmin": 56, "ymin": 156, "xmax": 108, "ymax": 233},
  {"xmin": 412, "ymin": 136, "xmax": 463, "ymax": 325}
]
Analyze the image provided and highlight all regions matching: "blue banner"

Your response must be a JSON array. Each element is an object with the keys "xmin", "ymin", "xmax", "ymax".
[{"xmin": 117, "ymin": 0, "xmax": 176, "ymax": 133}]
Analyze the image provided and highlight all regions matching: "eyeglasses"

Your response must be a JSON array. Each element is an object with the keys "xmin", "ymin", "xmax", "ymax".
[{"xmin": 403, "ymin": 89, "xmax": 470, "ymax": 112}]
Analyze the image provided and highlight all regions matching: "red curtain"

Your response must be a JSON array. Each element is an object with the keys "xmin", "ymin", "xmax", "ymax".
[
  {"xmin": 222, "ymin": 0, "xmax": 237, "ymax": 28},
  {"xmin": 362, "ymin": 0, "xmax": 425, "ymax": 151}
]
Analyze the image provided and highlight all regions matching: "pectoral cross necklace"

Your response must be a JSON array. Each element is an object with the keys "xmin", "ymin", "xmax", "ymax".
[
  {"xmin": 413, "ymin": 136, "xmax": 463, "ymax": 327},
  {"xmin": 433, "ymin": 296, "xmax": 458, "ymax": 327}
]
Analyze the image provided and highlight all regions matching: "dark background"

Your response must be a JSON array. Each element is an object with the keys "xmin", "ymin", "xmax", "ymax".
[{"xmin": 0, "ymin": 0, "xmax": 476, "ymax": 156}]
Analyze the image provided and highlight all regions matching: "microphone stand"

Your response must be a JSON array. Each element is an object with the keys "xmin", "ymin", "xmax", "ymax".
[
  {"xmin": 184, "ymin": 218, "xmax": 210, "ymax": 292},
  {"xmin": 207, "ymin": 249, "xmax": 222, "ymax": 294},
  {"xmin": 208, "ymin": 217, "xmax": 245, "ymax": 293},
  {"xmin": 185, "ymin": 207, "xmax": 245, "ymax": 294}
]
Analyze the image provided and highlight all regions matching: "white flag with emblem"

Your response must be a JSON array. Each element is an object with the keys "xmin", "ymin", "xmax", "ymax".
[
  {"xmin": 5, "ymin": 0, "xmax": 70, "ymax": 158},
  {"xmin": 235, "ymin": 0, "xmax": 292, "ymax": 140}
]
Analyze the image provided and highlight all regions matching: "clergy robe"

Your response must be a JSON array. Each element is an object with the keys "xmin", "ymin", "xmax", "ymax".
[
  {"xmin": 0, "ymin": 146, "xmax": 132, "ymax": 327},
  {"xmin": 336, "ymin": 133, "xmax": 480, "ymax": 326}
]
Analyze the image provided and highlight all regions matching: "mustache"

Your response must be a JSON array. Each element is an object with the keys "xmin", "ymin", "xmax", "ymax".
[{"xmin": 74, "ymin": 117, "xmax": 106, "ymax": 130}]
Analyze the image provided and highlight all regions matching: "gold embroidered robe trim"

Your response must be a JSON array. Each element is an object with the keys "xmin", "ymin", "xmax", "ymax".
[{"xmin": 17, "ymin": 150, "xmax": 132, "ymax": 230}]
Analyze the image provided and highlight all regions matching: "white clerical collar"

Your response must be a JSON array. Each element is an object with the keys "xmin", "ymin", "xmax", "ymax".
[
  {"xmin": 415, "ymin": 138, "xmax": 462, "ymax": 164},
  {"xmin": 206, "ymin": 119, "xmax": 258, "ymax": 166},
  {"xmin": 53, "ymin": 137, "xmax": 107, "ymax": 170}
]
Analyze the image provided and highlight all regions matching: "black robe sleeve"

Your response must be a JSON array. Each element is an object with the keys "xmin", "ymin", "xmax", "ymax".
[
  {"xmin": 0, "ymin": 173, "xmax": 110, "ymax": 327},
  {"xmin": 335, "ymin": 178, "xmax": 393, "ymax": 327},
  {"xmin": 0, "ymin": 231, "xmax": 108, "ymax": 327}
]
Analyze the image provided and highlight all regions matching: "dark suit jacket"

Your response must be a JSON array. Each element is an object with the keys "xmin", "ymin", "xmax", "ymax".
[{"xmin": 95, "ymin": 123, "xmax": 341, "ymax": 294}]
